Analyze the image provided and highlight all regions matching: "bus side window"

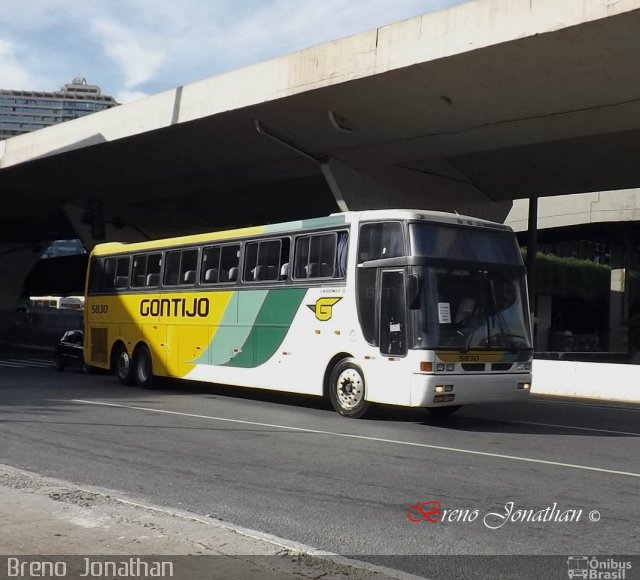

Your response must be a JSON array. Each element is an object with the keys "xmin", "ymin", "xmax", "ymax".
[
  {"xmin": 243, "ymin": 239, "xmax": 284, "ymax": 283},
  {"xmin": 201, "ymin": 246, "xmax": 221, "ymax": 284},
  {"xmin": 221, "ymin": 245, "xmax": 240, "ymax": 282},
  {"xmin": 358, "ymin": 222, "xmax": 405, "ymax": 262},
  {"xmin": 132, "ymin": 255, "xmax": 147, "ymax": 287},
  {"xmin": 336, "ymin": 231, "xmax": 348, "ymax": 277},
  {"xmin": 88, "ymin": 258, "xmax": 105, "ymax": 294},
  {"xmin": 115, "ymin": 257, "xmax": 130, "ymax": 289},
  {"xmin": 201, "ymin": 244, "xmax": 239, "ymax": 284},
  {"xmin": 294, "ymin": 232, "xmax": 338, "ymax": 279},
  {"xmin": 180, "ymin": 250, "xmax": 198, "ymax": 285},
  {"xmin": 164, "ymin": 251, "xmax": 181, "ymax": 286},
  {"xmin": 103, "ymin": 258, "xmax": 116, "ymax": 291},
  {"xmin": 146, "ymin": 254, "xmax": 162, "ymax": 287},
  {"xmin": 132, "ymin": 253, "xmax": 162, "ymax": 288},
  {"xmin": 164, "ymin": 249, "xmax": 198, "ymax": 286}
]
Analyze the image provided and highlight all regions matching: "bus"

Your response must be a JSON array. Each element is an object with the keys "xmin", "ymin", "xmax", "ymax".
[
  {"xmin": 29, "ymin": 295, "xmax": 84, "ymax": 310},
  {"xmin": 84, "ymin": 210, "xmax": 533, "ymax": 418}
]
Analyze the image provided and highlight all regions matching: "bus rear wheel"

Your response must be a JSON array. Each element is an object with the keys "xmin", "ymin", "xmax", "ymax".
[
  {"xmin": 113, "ymin": 345, "xmax": 134, "ymax": 385},
  {"xmin": 133, "ymin": 345, "xmax": 154, "ymax": 388},
  {"xmin": 329, "ymin": 358, "xmax": 370, "ymax": 419}
]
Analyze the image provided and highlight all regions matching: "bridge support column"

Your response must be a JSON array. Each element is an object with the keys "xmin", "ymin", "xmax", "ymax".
[
  {"xmin": 320, "ymin": 157, "xmax": 513, "ymax": 222},
  {"xmin": 607, "ymin": 231, "xmax": 633, "ymax": 354}
]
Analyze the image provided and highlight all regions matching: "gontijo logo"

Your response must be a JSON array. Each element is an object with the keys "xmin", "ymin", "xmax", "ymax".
[{"xmin": 307, "ymin": 297, "xmax": 342, "ymax": 321}]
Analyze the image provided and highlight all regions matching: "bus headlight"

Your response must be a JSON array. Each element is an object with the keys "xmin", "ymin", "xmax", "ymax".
[{"xmin": 517, "ymin": 382, "xmax": 531, "ymax": 390}]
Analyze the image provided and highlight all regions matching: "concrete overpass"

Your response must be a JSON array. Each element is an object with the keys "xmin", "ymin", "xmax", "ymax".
[{"xmin": 1, "ymin": 0, "xmax": 640, "ymax": 335}]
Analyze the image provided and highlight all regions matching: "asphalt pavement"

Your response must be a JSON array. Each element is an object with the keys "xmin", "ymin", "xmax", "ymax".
[{"xmin": 1, "ymin": 351, "xmax": 639, "ymax": 579}]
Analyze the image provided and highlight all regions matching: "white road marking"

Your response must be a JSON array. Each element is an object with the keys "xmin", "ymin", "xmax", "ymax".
[
  {"xmin": 531, "ymin": 399, "xmax": 640, "ymax": 413},
  {"xmin": 503, "ymin": 419, "xmax": 639, "ymax": 437},
  {"xmin": 73, "ymin": 399, "xmax": 640, "ymax": 479},
  {"xmin": 0, "ymin": 358, "xmax": 52, "ymax": 368}
]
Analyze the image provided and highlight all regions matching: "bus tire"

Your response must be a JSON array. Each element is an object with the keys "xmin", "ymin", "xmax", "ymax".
[
  {"xmin": 133, "ymin": 344, "xmax": 154, "ymax": 388},
  {"xmin": 329, "ymin": 358, "xmax": 370, "ymax": 419},
  {"xmin": 113, "ymin": 345, "xmax": 134, "ymax": 385},
  {"xmin": 81, "ymin": 355, "xmax": 94, "ymax": 375},
  {"xmin": 426, "ymin": 405, "xmax": 461, "ymax": 416}
]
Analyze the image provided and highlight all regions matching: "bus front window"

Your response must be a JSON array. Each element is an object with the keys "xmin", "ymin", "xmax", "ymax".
[{"xmin": 414, "ymin": 267, "xmax": 532, "ymax": 351}]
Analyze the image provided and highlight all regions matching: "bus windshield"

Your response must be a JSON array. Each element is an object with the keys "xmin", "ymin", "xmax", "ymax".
[
  {"xmin": 413, "ymin": 266, "xmax": 532, "ymax": 351},
  {"xmin": 409, "ymin": 222, "xmax": 522, "ymax": 265}
]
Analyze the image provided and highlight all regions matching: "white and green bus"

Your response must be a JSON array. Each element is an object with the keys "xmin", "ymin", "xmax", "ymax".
[{"xmin": 84, "ymin": 209, "xmax": 533, "ymax": 418}]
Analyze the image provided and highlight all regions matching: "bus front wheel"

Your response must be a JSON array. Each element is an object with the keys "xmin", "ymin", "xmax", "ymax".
[
  {"xmin": 329, "ymin": 358, "xmax": 370, "ymax": 419},
  {"xmin": 113, "ymin": 345, "xmax": 134, "ymax": 385},
  {"xmin": 133, "ymin": 345, "xmax": 154, "ymax": 388}
]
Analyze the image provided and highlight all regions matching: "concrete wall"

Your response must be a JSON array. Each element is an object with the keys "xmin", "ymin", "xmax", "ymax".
[
  {"xmin": 531, "ymin": 359, "xmax": 640, "ymax": 403},
  {"xmin": 505, "ymin": 189, "xmax": 640, "ymax": 231}
]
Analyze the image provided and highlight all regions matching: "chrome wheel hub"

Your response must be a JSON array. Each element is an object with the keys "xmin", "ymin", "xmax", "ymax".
[{"xmin": 336, "ymin": 368, "xmax": 364, "ymax": 409}]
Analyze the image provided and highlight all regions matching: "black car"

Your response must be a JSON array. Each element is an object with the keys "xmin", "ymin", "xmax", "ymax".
[{"xmin": 54, "ymin": 330, "xmax": 90, "ymax": 372}]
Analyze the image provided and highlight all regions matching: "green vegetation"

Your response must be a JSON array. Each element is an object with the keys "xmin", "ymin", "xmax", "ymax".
[{"xmin": 521, "ymin": 250, "xmax": 610, "ymax": 300}]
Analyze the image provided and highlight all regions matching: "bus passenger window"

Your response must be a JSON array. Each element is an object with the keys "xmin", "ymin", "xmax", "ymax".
[
  {"xmin": 201, "ymin": 246, "xmax": 221, "ymax": 283},
  {"xmin": 146, "ymin": 254, "xmax": 161, "ymax": 287},
  {"xmin": 132, "ymin": 256, "xmax": 146, "ymax": 287},
  {"xmin": 243, "ymin": 240, "xmax": 283, "ymax": 282},
  {"xmin": 132, "ymin": 253, "xmax": 160, "ymax": 288},
  {"xmin": 201, "ymin": 244, "xmax": 240, "ymax": 284},
  {"xmin": 164, "ymin": 249, "xmax": 198, "ymax": 286},
  {"xmin": 164, "ymin": 251, "xmax": 181, "ymax": 286},
  {"xmin": 103, "ymin": 258, "xmax": 116, "ymax": 291},
  {"xmin": 114, "ymin": 257, "xmax": 130, "ymax": 289},
  {"xmin": 88, "ymin": 258, "xmax": 105, "ymax": 294},
  {"xmin": 221, "ymin": 245, "xmax": 240, "ymax": 282},
  {"xmin": 294, "ymin": 232, "xmax": 338, "ymax": 279}
]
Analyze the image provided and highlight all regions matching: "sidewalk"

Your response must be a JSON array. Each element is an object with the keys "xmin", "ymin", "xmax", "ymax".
[{"xmin": 0, "ymin": 465, "xmax": 411, "ymax": 580}]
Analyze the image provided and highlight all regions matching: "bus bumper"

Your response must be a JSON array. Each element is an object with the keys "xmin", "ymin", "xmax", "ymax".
[{"xmin": 410, "ymin": 373, "xmax": 532, "ymax": 407}]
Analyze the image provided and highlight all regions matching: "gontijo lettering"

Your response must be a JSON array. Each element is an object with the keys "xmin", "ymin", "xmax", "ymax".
[{"xmin": 140, "ymin": 297, "xmax": 210, "ymax": 318}]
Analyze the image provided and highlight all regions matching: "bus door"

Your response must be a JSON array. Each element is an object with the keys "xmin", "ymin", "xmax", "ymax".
[{"xmin": 378, "ymin": 269, "xmax": 407, "ymax": 356}]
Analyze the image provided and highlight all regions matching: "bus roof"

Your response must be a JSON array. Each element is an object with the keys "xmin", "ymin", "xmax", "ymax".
[{"xmin": 90, "ymin": 209, "xmax": 512, "ymax": 256}]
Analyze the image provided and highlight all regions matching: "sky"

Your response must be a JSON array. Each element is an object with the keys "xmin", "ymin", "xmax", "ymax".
[{"xmin": 0, "ymin": 0, "xmax": 466, "ymax": 104}]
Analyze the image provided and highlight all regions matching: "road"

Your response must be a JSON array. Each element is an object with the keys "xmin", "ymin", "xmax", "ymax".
[{"xmin": 1, "ymin": 352, "xmax": 639, "ymax": 577}]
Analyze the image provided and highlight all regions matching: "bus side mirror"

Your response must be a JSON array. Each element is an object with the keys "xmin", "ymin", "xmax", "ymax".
[{"xmin": 407, "ymin": 273, "xmax": 421, "ymax": 309}]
